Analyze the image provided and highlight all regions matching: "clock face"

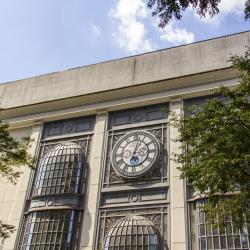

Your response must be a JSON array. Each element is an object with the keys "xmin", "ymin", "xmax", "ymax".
[{"xmin": 111, "ymin": 130, "xmax": 160, "ymax": 179}]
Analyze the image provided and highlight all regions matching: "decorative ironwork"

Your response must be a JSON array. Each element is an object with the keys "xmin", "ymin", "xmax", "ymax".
[
  {"xmin": 108, "ymin": 104, "xmax": 168, "ymax": 129},
  {"xmin": 21, "ymin": 210, "xmax": 78, "ymax": 250},
  {"xmin": 33, "ymin": 142, "xmax": 84, "ymax": 197},
  {"xmin": 97, "ymin": 206, "xmax": 168, "ymax": 250},
  {"xmin": 103, "ymin": 124, "xmax": 168, "ymax": 188},
  {"xmin": 96, "ymin": 105, "xmax": 169, "ymax": 249},
  {"xmin": 17, "ymin": 133, "xmax": 92, "ymax": 250},
  {"xmin": 42, "ymin": 116, "xmax": 95, "ymax": 139},
  {"xmin": 191, "ymin": 200, "xmax": 250, "ymax": 250},
  {"xmin": 104, "ymin": 215, "xmax": 161, "ymax": 250}
]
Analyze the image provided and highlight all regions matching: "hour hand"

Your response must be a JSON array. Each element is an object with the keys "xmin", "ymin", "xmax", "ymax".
[{"xmin": 133, "ymin": 136, "xmax": 145, "ymax": 155}]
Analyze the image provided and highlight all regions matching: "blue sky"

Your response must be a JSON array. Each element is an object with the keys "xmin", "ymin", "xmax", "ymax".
[{"xmin": 0, "ymin": 0, "xmax": 249, "ymax": 84}]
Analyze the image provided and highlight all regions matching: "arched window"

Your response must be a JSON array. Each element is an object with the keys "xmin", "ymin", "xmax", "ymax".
[
  {"xmin": 33, "ymin": 142, "xmax": 84, "ymax": 196},
  {"xmin": 104, "ymin": 215, "xmax": 161, "ymax": 250},
  {"xmin": 20, "ymin": 142, "xmax": 85, "ymax": 249}
]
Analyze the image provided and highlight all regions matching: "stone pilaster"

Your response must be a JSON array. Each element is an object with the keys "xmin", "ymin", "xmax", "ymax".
[
  {"xmin": 169, "ymin": 100, "xmax": 187, "ymax": 250},
  {"xmin": 80, "ymin": 111, "xmax": 108, "ymax": 250}
]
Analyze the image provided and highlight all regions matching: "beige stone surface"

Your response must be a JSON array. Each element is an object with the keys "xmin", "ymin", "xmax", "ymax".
[
  {"xmin": 172, "ymin": 242, "xmax": 187, "ymax": 250},
  {"xmin": 172, "ymin": 176, "xmax": 185, "ymax": 208},
  {"xmin": 169, "ymin": 100, "xmax": 187, "ymax": 249},
  {"xmin": 171, "ymin": 207, "xmax": 187, "ymax": 243},
  {"xmin": 79, "ymin": 113, "xmax": 108, "ymax": 249},
  {"xmin": 88, "ymin": 157, "xmax": 102, "ymax": 185},
  {"xmin": 84, "ymin": 184, "xmax": 99, "ymax": 214},
  {"xmin": 79, "ymin": 213, "xmax": 96, "ymax": 248},
  {"xmin": 79, "ymin": 247, "xmax": 93, "ymax": 250},
  {"xmin": 0, "ymin": 32, "xmax": 249, "ymax": 109},
  {"xmin": 0, "ymin": 125, "xmax": 42, "ymax": 250}
]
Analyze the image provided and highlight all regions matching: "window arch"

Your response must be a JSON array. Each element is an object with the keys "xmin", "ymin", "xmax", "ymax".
[
  {"xmin": 33, "ymin": 142, "xmax": 84, "ymax": 196},
  {"xmin": 20, "ymin": 142, "xmax": 85, "ymax": 249},
  {"xmin": 104, "ymin": 215, "xmax": 161, "ymax": 250}
]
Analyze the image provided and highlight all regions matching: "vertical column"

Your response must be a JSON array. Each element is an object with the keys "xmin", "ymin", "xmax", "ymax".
[
  {"xmin": 169, "ymin": 100, "xmax": 187, "ymax": 250},
  {"xmin": 80, "ymin": 111, "xmax": 108, "ymax": 250},
  {"xmin": 3, "ymin": 123, "xmax": 43, "ymax": 250}
]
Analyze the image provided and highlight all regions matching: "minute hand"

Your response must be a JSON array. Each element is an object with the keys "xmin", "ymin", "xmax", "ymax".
[{"xmin": 133, "ymin": 136, "xmax": 145, "ymax": 155}]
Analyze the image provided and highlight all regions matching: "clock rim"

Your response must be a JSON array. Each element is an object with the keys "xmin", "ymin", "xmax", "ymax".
[{"xmin": 110, "ymin": 130, "xmax": 161, "ymax": 179}]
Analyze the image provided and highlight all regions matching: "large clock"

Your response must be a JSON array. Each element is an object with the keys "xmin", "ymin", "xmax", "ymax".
[{"xmin": 111, "ymin": 130, "xmax": 161, "ymax": 179}]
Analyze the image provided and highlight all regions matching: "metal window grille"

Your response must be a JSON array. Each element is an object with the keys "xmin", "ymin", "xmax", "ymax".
[
  {"xmin": 21, "ymin": 210, "xmax": 77, "ymax": 250},
  {"xmin": 104, "ymin": 215, "xmax": 161, "ymax": 250},
  {"xmin": 32, "ymin": 142, "xmax": 84, "ymax": 196},
  {"xmin": 103, "ymin": 123, "xmax": 168, "ymax": 188},
  {"xmin": 195, "ymin": 201, "xmax": 250, "ymax": 250},
  {"xmin": 97, "ymin": 206, "xmax": 168, "ymax": 249},
  {"xmin": 17, "ymin": 134, "xmax": 92, "ymax": 250}
]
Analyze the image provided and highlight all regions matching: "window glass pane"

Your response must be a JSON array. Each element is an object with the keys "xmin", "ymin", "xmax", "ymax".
[
  {"xmin": 21, "ymin": 210, "xmax": 76, "ymax": 249},
  {"xmin": 104, "ymin": 216, "xmax": 161, "ymax": 249},
  {"xmin": 33, "ymin": 143, "xmax": 84, "ymax": 196},
  {"xmin": 195, "ymin": 200, "xmax": 250, "ymax": 250}
]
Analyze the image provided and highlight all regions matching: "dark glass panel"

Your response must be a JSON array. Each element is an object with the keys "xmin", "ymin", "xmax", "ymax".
[
  {"xmin": 33, "ymin": 143, "xmax": 84, "ymax": 196},
  {"xmin": 21, "ymin": 210, "xmax": 76, "ymax": 249}
]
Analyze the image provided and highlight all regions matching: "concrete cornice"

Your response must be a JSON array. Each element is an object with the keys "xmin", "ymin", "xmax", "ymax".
[
  {"xmin": 3, "ymin": 74, "xmax": 240, "ymax": 130},
  {"xmin": 0, "ymin": 31, "xmax": 249, "ymax": 111}
]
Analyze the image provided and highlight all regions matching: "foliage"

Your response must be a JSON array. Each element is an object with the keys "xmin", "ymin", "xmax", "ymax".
[
  {"xmin": 171, "ymin": 48, "xmax": 250, "ymax": 230},
  {"xmin": 0, "ymin": 121, "xmax": 33, "ymax": 241},
  {"xmin": 0, "ymin": 222, "xmax": 15, "ymax": 241},
  {"xmin": 147, "ymin": 0, "xmax": 250, "ymax": 27}
]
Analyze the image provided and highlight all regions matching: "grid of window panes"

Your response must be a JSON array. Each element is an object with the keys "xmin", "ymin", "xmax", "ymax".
[
  {"xmin": 104, "ymin": 215, "xmax": 161, "ymax": 250},
  {"xmin": 197, "ymin": 202, "xmax": 250, "ymax": 250},
  {"xmin": 21, "ymin": 210, "xmax": 77, "ymax": 250},
  {"xmin": 33, "ymin": 143, "xmax": 84, "ymax": 196}
]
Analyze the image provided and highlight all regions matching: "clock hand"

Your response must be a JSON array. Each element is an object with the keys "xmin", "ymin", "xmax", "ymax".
[
  {"xmin": 132, "ymin": 139, "xmax": 140, "ymax": 155},
  {"xmin": 133, "ymin": 136, "xmax": 145, "ymax": 155}
]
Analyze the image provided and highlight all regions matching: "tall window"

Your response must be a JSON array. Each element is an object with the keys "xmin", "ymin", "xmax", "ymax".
[
  {"xmin": 32, "ymin": 143, "xmax": 84, "ymax": 196},
  {"xmin": 18, "ymin": 142, "xmax": 87, "ymax": 250},
  {"xmin": 190, "ymin": 200, "xmax": 250, "ymax": 250}
]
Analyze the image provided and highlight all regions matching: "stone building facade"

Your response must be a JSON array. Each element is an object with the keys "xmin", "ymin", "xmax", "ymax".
[{"xmin": 0, "ymin": 31, "xmax": 249, "ymax": 250}]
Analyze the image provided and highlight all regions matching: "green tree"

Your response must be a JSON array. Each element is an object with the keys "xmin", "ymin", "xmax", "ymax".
[
  {"xmin": 147, "ymin": 0, "xmax": 250, "ymax": 27},
  {"xmin": 0, "ymin": 121, "xmax": 32, "ymax": 240},
  {"xmin": 170, "ymin": 49, "xmax": 250, "ymax": 229}
]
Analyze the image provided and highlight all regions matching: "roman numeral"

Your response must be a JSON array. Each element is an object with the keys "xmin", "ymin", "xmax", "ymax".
[
  {"xmin": 125, "ymin": 138, "xmax": 130, "ymax": 144},
  {"xmin": 148, "ymin": 149, "xmax": 156, "ymax": 153},
  {"xmin": 147, "ymin": 157, "xmax": 154, "ymax": 163},
  {"xmin": 116, "ymin": 159, "xmax": 123, "ymax": 165},
  {"xmin": 134, "ymin": 134, "xmax": 139, "ymax": 141},
  {"xmin": 122, "ymin": 165, "xmax": 128, "ymax": 173}
]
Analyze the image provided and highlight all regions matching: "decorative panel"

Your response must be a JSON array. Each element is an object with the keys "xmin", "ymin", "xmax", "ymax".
[
  {"xmin": 104, "ymin": 215, "xmax": 161, "ymax": 250},
  {"xmin": 108, "ymin": 104, "xmax": 167, "ymax": 129},
  {"xmin": 103, "ymin": 123, "xmax": 168, "ymax": 188},
  {"xmin": 96, "ymin": 103, "xmax": 169, "ymax": 250},
  {"xmin": 42, "ymin": 116, "xmax": 95, "ymax": 139},
  {"xmin": 103, "ymin": 189, "xmax": 168, "ymax": 207},
  {"xmin": 97, "ymin": 206, "xmax": 168, "ymax": 250}
]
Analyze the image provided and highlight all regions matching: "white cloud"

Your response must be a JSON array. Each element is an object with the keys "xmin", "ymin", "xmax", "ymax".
[
  {"xmin": 219, "ymin": 0, "xmax": 245, "ymax": 15},
  {"xmin": 159, "ymin": 23, "xmax": 195, "ymax": 45},
  {"xmin": 194, "ymin": 0, "xmax": 245, "ymax": 25},
  {"xmin": 90, "ymin": 22, "xmax": 101, "ymax": 36},
  {"xmin": 109, "ymin": 0, "xmax": 156, "ymax": 53}
]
